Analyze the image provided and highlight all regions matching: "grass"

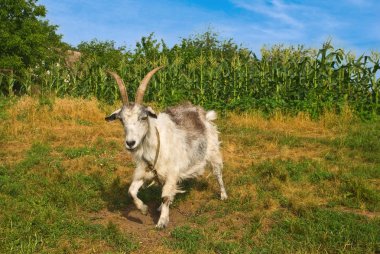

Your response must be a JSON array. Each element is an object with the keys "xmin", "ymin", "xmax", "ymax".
[
  {"xmin": 253, "ymin": 209, "xmax": 379, "ymax": 253},
  {"xmin": 0, "ymin": 143, "xmax": 138, "ymax": 253},
  {"xmin": 0, "ymin": 96, "xmax": 379, "ymax": 253}
]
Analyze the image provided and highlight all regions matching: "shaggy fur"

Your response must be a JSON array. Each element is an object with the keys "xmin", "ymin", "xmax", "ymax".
[{"xmin": 106, "ymin": 102, "xmax": 227, "ymax": 228}]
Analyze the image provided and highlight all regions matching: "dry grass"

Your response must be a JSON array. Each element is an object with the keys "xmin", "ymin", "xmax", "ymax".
[
  {"xmin": 227, "ymin": 109, "xmax": 353, "ymax": 139},
  {"xmin": 1, "ymin": 96, "xmax": 350, "ymax": 165},
  {"xmin": 1, "ymin": 96, "xmax": 378, "ymax": 253},
  {"xmin": 1, "ymin": 96, "xmax": 128, "ymax": 170},
  {"xmin": 221, "ymin": 109, "xmax": 352, "ymax": 170},
  {"xmin": 0, "ymin": 96, "xmax": 353, "ymax": 212}
]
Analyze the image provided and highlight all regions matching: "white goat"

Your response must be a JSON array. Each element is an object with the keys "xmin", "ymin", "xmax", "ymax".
[{"xmin": 105, "ymin": 67, "xmax": 227, "ymax": 228}]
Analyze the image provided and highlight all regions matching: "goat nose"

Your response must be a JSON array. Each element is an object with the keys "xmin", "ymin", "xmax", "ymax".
[{"xmin": 126, "ymin": 140, "xmax": 136, "ymax": 148}]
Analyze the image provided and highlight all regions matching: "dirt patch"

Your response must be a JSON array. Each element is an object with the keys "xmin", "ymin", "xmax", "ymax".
[{"xmin": 90, "ymin": 202, "xmax": 192, "ymax": 253}]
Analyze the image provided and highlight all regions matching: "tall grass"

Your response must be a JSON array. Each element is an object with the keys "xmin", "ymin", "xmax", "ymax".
[{"xmin": 1, "ymin": 32, "xmax": 379, "ymax": 118}]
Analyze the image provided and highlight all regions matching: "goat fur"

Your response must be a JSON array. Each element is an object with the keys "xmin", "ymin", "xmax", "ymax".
[{"xmin": 107, "ymin": 102, "xmax": 227, "ymax": 228}]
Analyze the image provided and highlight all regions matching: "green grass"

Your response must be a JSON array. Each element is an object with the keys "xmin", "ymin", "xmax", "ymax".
[
  {"xmin": 253, "ymin": 159, "xmax": 317, "ymax": 183},
  {"xmin": 309, "ymin": 168, "xmax": 335, "ymax": 183},
  {"xmin": 1, "ymin": 97, "xmax": 379, "ymax": 253},
  {"xmin": 343, "ymin": 121, "xmax": 380, "ymax": 163},
  {"xmin": 164, "ymin": 116, "xmax": 380, "ymax": 253},
  {"xmin": 62, "ymin": 146, "xmax": 103, "ymax": 159},
  {"xmin": 253, "ymin": 209, "xmax": 380, "ymax": 253},
  {"xmin": 167, "ymin": 226, "xmax": 204, "ymax": 253},
  {"xmin": 166, "ymin": 209, "xmax": 380, "ymax": 254},
  {"xmin": 0, "ymin": 142, "xmax": 137, "ymax": 253},
  {"xmin": 166, "ymin": 225, "xmax": 250, "ymax": 253},
  {"xmin": 338, "ymin": 176, "xmax": 380, "ymax": 211}
]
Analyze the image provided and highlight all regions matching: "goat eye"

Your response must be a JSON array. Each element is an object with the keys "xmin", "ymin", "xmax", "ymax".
[{"xmin": 140, "ymin": 116, "xmax": 148, "ymax": 121}]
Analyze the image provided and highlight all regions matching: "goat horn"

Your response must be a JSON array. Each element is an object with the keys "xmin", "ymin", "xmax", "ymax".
[
  {"xmin": 135, "ymin": 66, "xmax": 164, "ymax": 104},
  {"xmin": 107, "ymin": 71, "xmax": 129, "ymax": 105}
]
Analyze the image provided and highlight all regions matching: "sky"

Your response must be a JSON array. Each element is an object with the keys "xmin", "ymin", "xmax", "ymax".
[{"xmin": 39, "ymin": 0, "xmax": 380, "ymax": 55}]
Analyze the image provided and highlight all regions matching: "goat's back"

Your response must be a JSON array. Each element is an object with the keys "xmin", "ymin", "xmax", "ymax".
[
  {"xmin": 164, "ymin": 102, "xmax": 208, "ymax": 134},
  {"xmin": 161, "ymin": 102, "xmax": 219, "ymax": 177}
]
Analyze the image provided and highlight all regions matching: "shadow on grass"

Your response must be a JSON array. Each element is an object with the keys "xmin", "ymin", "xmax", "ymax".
[{"xmin": 99, "ymin": 176, "xmax": 210, "ymax": 223}]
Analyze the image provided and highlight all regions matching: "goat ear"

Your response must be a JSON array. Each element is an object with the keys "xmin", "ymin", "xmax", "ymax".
[
  {"xmin": 145, "ymin": 106, "xmax": 157, "ymax": 119},
  {"xmin": 105, "ymin": 108, "xmax": 121, "ymax": 122}
]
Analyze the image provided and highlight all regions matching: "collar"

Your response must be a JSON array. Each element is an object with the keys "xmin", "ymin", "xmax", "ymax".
[{"xmin": 143, "ymin": 126, "xmax": 160, "ymax": 172}]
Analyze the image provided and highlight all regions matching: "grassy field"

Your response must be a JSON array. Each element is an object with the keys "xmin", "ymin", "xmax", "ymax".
[{"xmin": 0, "ymin": 96, "xmax": 379, "ymax": 253}]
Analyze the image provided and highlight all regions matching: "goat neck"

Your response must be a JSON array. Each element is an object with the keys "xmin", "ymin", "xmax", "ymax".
[{"xmin": 134, "ymin": 117, "xmax": 160, "ymax": 167}]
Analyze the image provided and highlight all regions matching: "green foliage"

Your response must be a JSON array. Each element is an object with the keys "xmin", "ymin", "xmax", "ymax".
[
  {"xmin": 77, "ymin": 39, "xmax": 126, "ymax": 69},
  {"xmin": 1, "ymin": 31, "xmax": 380, "ymax": 117},
  {"xmin": 0, "ymin": 0, "xmax": 63, "ymax": 70}
]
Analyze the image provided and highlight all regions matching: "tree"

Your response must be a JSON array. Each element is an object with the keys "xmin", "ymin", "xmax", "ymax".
[
  {"xmin": 0, "ymin": 0, "xmax": 64, "ymax": 70},
  {"xmin": 77, "ymin": 39, "xmax": 126, "ymax": 69}
]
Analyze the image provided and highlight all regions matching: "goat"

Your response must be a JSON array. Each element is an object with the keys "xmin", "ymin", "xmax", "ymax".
[{"xmin": 105, "ymin": 67, "xmax": 227, "ymax": 228}]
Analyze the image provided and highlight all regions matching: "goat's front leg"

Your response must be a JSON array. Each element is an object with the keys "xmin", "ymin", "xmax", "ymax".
[
  {"xmin": 156, "ymin": 175, "xmax": 178, "ymax": 229},
  {"xmin": 128, "ymin": 179, "xmax": 147, "ymax": 215},
  {"xmin": 128, "ymin": 164, "xmax": 154, "ymax": 215}
]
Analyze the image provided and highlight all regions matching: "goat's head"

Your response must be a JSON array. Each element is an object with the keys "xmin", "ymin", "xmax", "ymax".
[{"xmin": 105, "ymin": 67, "xmax": 163, "ymax": 151}]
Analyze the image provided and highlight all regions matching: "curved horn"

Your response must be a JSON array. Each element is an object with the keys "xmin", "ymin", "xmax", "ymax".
[
  {"xmin": 107, "ymin": 71, "xmax": 129, "ymax": 105},
  {"xmin": 135, "ymin": 66, "xmax": 164, "ymax": 104}
]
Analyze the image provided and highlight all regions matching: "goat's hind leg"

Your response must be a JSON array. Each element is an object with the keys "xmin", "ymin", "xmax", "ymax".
[{"xmin": 209, "ymin": 151, "xmax": 228, "ymax": 200}]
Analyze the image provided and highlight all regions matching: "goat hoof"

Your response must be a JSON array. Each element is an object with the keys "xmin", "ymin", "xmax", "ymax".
[
  {"xmin": 221, "ymin": 192, "xmax": 228, "ymax": 200},
  {"xmin": 140, "ymin": 205, "xmax": 148, "ymax": 215},
  {"xmin": 155, "ymin": 224, "xmax": 166, "ymax": 230},
  {"xmin": 156, "ymin": 218, "xmax": 169, "ymax": 229}
]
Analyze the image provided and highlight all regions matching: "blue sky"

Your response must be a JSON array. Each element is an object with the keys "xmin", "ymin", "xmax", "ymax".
[{"xmin": 39, "ymin": 0, "xmax": 380, "ymax": 55}]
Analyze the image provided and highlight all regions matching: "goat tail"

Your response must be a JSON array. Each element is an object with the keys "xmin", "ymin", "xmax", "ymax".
[{"xmin": 206, "ymin": 110, "xmax": 217, "ymax": 121}]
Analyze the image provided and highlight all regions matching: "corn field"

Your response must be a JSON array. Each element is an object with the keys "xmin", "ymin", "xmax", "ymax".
[{"xmin": 1, "ymin": 33, "xmax": 379, "ymax": 118}]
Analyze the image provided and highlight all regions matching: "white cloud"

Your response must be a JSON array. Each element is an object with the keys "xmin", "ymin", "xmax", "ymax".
[{"xmin": 230, "ymin": 0, "xmax": 311, "ymax": 28}]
